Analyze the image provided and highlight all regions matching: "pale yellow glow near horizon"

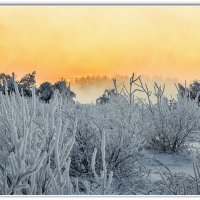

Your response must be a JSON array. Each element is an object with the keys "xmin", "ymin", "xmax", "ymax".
[{"xmin": 0, "ymin": 6, "xmax": 200, "ymax": 83}]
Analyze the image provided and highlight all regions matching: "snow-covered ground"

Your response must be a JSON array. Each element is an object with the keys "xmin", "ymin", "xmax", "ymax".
[
  {"xmin": 143, "ymin": 138, "xmax": 200, "ymax": 182},
  {"xmin": 145, "ymin": 150, "xmax": 193, "ymax": 181}
]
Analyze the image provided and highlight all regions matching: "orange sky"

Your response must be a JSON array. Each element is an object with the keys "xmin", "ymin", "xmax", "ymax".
[{"xmin": 0, "ymin": 6, "xmax": 200, "ymax": 83}]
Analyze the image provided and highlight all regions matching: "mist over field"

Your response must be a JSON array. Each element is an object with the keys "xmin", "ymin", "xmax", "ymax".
[{"xmin": 69, "ymin": 75, "xmax": 180, "ymax": 103}]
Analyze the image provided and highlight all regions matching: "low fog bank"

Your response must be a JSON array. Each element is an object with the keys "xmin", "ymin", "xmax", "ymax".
[{"xmin": 69, "ymin": 75, "xmax": 182, "ymax": 104}]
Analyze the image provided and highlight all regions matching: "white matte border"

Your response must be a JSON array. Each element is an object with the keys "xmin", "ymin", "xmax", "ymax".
[{"xmin": 0, "ymin": 0, "xmax": 199, "ymax": 4}]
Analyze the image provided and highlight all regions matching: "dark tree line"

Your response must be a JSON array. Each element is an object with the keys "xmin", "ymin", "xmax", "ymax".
[
  {"xmin": 96, "ymin": 89, "xmax": 117, "ymax": 104},
  {"xmin": 177, "ymin": 80, "xmax": 200, "ymax": 104},
  {"xmin": 0, "ymin": 71, "xmax": 76, "ymax": 103}
]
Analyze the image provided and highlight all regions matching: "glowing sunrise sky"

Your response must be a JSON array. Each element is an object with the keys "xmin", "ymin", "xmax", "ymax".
[{"xmin": 0, "ymin": 6, "xmax": 200, "ymax": 83}]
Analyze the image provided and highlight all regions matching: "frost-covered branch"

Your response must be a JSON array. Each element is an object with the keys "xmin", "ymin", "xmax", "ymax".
[{"xmin": 91, "ymin": 129, "xmax": 113, "ymax": 195}]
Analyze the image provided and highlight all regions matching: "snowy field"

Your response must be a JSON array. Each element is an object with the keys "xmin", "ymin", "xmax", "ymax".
[{"xmin": 1, "ymin": 74, "xmax": 200, "ymax": 195}]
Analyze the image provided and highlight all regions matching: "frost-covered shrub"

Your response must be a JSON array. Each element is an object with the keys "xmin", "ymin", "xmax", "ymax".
[
  {"xmin": 63, "ymin": 92, "xmax": 148, "ymax": 194},
  {"xmin": 135, "ymin": 79, "xmax": 200, "ymax": 152},
  {"xmin": 0, "ymin": 82, "xmax": 77, "ymax": 195},
  {"xmin": 141, "ymin": 97, "xmax": 199, "ymax": 152},
  {"xmin": 100, "ymin": 99, "xmax": 150, "ymax": 194},
  {"xmin": 70, "ymin": 104, "xmax": 100, "ymax": 178},
  {"xmin": 91, "ymin": 98, "xmax": 148, "ymax": 193}
]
